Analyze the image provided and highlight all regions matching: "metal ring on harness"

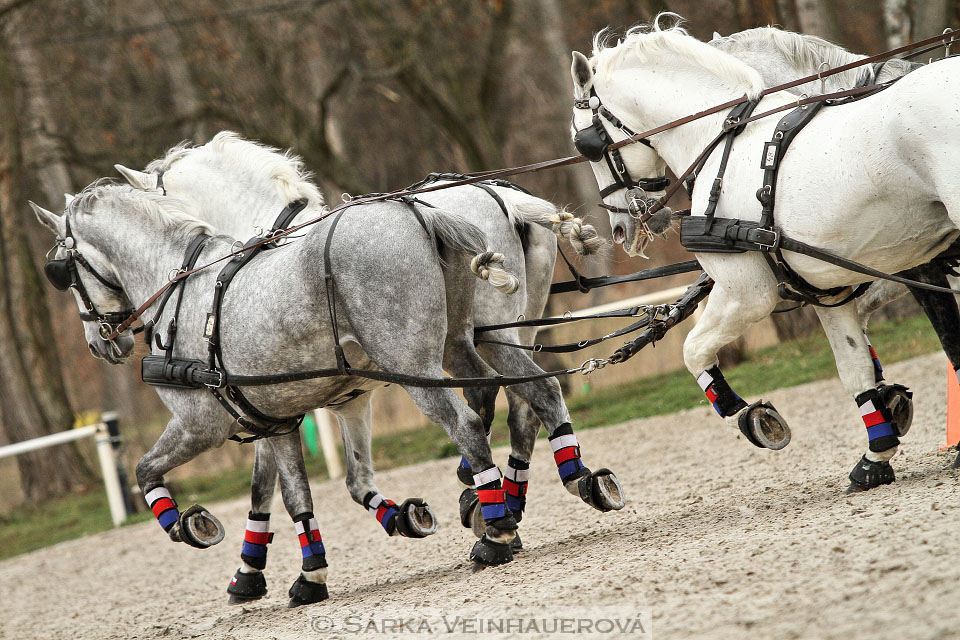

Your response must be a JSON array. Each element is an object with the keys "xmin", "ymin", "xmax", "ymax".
[
  {"xmin": 817, "ymin": 62, "xmax": 830, "ymax": 93},
  {"xmin": 945, "ymin": 28, "xmax": 954, "ymax": 57}
]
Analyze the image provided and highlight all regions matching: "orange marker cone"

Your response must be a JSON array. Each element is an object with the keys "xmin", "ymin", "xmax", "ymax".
[{"xmin": 943, "ymin": 366, "xmax": 960, "ymax": 450}]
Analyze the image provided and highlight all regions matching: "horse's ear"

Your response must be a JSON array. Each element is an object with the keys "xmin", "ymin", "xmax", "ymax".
[
  {"xmin": 571, "ymin": 51, "xmax": 594, "ymax": 96},
  {"xmin": 114, "ymin": 164, "xmax": 159, "ymax": 191},
  {"xmin": 29, "ymin": 201, "xmax": 64, "ymax": 235},
  {"xmin": 64, "ymin": 193, "xmax": 75, "ymax": 207},
  {"xmin": 712, "ymin": 31, "xmax": 722, "ymax": 41}
]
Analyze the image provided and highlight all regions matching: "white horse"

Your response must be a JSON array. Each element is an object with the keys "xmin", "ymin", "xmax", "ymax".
[{"xmin": 570, "ymin": 19, "xmax": 960, "ymax": 491}]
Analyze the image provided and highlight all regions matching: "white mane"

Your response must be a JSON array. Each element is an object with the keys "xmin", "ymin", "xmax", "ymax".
[
  {"xmin": 592, "ymin": 14, "xmax": 765, "ymax": 98},
  {"xmin": 712, "ymin": 27, "xmax": 915, "ymax": 88},
  {"xmin": 146, "ymin": 131, "xmax": 326, "ymax": 207},
  {"xmin": 69, "ymin": 180, "xmax": 215, "ymax": 240}
]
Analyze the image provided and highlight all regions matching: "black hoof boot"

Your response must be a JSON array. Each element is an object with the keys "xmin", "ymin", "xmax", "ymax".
[
  {"xmin": 178, "ymin": 504, "xmax": 225, "ymax": 549},
  {"xmin": 738, "ymin": 400, "xmax": 791, "ymax": 450},
  {"xmin": 227, "ymin": 570, "xmax": 267, "ymax": 604},
  {"xmin": 469, "ymin": 534, "xmax": 515, "ymax": 568},
  {"xmin": 846, "ymin": 455, "xmax": 896, "ymax": 493},
  {"xmin": 879, "ymin": 383, "xmax": 913, "ymax": 437},
  {"xmin": 395, "ymin": 498, "xmax": 439, "ymax": 538},
  {"xmin": 458, "ymin": 488, "xmax": 484, "ymax": 538},
  {"xmin": 570, "ymin": 468, "xmax": 626, "ymax": 512},
  {"xmin": 287, "ymin": 575, "xmax": 329, "ymax": 608}
]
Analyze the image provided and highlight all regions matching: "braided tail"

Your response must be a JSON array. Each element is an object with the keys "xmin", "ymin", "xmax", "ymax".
[{"xmin": 470, "ymin": 251, "xmax": 520, "ymax": 294}]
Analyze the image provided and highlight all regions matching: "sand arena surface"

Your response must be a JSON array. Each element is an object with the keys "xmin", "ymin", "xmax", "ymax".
[{"xmin": 2, "ymin": 352, "xmax": 958, "ymax": 639}]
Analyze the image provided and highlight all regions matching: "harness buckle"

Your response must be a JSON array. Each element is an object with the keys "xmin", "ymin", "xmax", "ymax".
[
  {"xmin": 203, "ymin": 369, "xmax": 225, "ymax": 389},
  {"xmin": 752, "ymin": 227, "xmax": 779, "ymax": 250}
]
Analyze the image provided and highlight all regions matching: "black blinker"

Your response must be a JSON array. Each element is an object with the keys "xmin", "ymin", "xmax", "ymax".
[
  {"xmin": 44, "ymin": 259, "xmax": 73, "ymax": 291},
  {"xmin": 573, "ymin": 116, "xmax": 609, "ymax": 163}
]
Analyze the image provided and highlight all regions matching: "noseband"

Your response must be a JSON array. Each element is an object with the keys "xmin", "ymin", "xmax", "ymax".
[
  {"xmin": 44, "ymin": 215, "xmax": 134, "ymax": 340},
  {"xmin": 573, "ymin": 87, "xmax": 670, "ymax": 207}
]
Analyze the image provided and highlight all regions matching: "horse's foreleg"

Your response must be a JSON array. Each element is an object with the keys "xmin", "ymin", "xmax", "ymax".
[
  {"xmin": 226, "ymin": 440, "xmax": 277, "ymax": 604},
  {"xmin": 815, "ymin": 304, "xmax": 902, "ymax": 493},
  {"xmin": 683, "ymin": 284, "xmax": 789, "ymax": 449},
  {"xmin": 332, "ymin": 394, "xmax": 438, "ymax": 539},
  {"xmin": 265, "ymin": 430, "xmax": 329, "ymax": 607},
  {"xmin": 136, "ymin": 415, "xmax": 229, "ymax": 549}
]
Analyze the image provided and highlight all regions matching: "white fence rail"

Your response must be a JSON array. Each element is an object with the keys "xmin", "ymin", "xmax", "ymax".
[{"xmin": 0, "ymin": 414, "xmax": 128, "ymax": 527}]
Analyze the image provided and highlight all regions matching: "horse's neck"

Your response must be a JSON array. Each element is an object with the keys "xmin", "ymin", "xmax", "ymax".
[
  {"xmin": 723, "ymin": 42, "xmax": 862, "ymax": 95},
  {"xmin": 110, "ymin": 222, "xmax": 217, "ymax": 310},
  {"xmin": 598, "ymin": 67, "xmax": 734, "ymax": 174},
  {"xmin": 165, "ymin": 167, "xmax": 323, "ymax": 238}
]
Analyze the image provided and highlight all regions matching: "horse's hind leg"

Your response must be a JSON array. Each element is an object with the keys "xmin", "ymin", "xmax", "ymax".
[
  {"xmin": 404, "ymin": 382, "xmax": 517, "ymax": 567},
  {"xmin": 478, "ymin": 340, "xmax": 626, "ymax": 514},
  {"xmin": 265, "ymin": 430, "xmax": 330, "ymax": 607},
  {"xmin": 226, "ymin": 441, "xmax": 277, "ymax": 604},
  {"xmin": 332, "ymin": 394, "xmax": 439, "ymax": 538},
  {"xmin": 683, "ymin": 282, "xmax": 790, "ymax": 449},
  {"xmin": 136, "ymin": 414, "xmax": 230, "ymax": 549},
  {"xmin": 815, "ymin": 303, "xmax": 901, "ymax": 493}
]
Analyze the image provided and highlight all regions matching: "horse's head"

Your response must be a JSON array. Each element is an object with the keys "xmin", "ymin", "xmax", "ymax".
[
  {"xmin": 31, "ymin": 196, "xmax": 137, "ymax": 363},
  {"xmin": 570, "ymin": 50, "xmax": 670, "ymax": 258}
]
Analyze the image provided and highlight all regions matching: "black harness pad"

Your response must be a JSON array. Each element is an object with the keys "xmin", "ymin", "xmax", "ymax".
[
  {"xmin": 680, "ymin": 216, "xmax": 776, "ymax": 253},
  {"xmin": 141, "ymin": 354, "xmax": 222, "ymax": 389}
]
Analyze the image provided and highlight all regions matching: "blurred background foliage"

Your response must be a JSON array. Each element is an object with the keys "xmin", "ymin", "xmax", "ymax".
[{"xmin": 0, "ymin": 0, "xmax": 954, "ymax": 506}]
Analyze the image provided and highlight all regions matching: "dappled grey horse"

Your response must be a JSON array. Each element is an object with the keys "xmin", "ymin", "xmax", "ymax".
[
  {"xmin": 112, "ymin": 132, "xmax": 623, "ymax": 601},
  {"xmin": 34, "ymin": 182, "xmax": 545, "ymax": 605}
]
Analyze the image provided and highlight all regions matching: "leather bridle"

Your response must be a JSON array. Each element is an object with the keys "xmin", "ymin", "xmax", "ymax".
[
  {"xmin": 44, "ymin": 214, "xmax": 135, "ymax": 342},
  {"xmin": 572, "ymin": 86, "xmax": 670, "ymax": 218}
]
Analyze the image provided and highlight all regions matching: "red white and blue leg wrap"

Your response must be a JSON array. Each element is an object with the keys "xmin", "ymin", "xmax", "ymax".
[
  {"xmin": 549, "ymin": 424, "xmax": 585, "ymax": 484},
  {"xmin": 239, "ymin": 512, "xmax": 273, "ymax": 570},
  {"xmin": 856, "ymin": 388, "xmax": 899, "ymax": 452},
  {"xmin": 864, "ymin": 332, "xmax": 884, "ymax": 384},
  {"xmin": 362, "ymin": 492, "xmax": 400, "ymax": 535},
  {"xmin": 145, "ymin": 486, "xmax": 179, "ymax": 533},
  {"xmin": 293, "ymin": 512, "xmax": 327, "ymax": 571},
  {"xmin": 697, "ymin": 366, "xmax": 748, "ymax": 417},
  {"xmin": 473, "ymin": 466, "xmax": 507, "ymax": 522},
  {"xmin": 503, "ymin": 456, "xmax": 529, "ymax": 517}
]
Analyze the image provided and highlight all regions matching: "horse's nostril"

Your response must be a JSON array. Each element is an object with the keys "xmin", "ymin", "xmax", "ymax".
[{"xmin": 613, "ymin": 226, "xmax": 626, "ymax": 244}]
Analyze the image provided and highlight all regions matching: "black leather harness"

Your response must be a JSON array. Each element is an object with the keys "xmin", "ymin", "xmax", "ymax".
[
  {"xmin": 675, "ymin": 79, "xmax": 960, "ymax": 306},
  {"xmin": 138, "ymin": 187, "xmax": 578, "ymax": 443}
]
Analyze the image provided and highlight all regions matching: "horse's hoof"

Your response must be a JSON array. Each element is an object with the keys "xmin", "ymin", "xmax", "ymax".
[
  {"xmin": 879, "ymin": 383, "xmax": 913, "ymax": 437},
  {"xmin": 458, "ymin": 488, "xmax": 485, "ymax": 538},
  {"xmin": 575, "ymin": 468, "xmax": 626, "ymax": 512},
  {"xmin": 469, "ymin": 534, "xmax": 515, "ymax": 567},
  {"xmin": 846, "ymin": 454, "xmax": 895, "ymax": 493},
  {"xmin": 738, "ymin": 400, "xmax": 791, "ymax": 450},
  {"xmin": 178, "ymin": 504, "xmax": 225, "ymax": 549},
  {"xmin": 395, "ymin": 498, "xmax": 439, "ymax": 538},
  {"xmin": 510, "ymin": 531, "xmax": 523, "ymax": 552},
  {"xmin": 287, "ymin": 575, "xmax": 329, "ymax": 608},
  {"xmin": 953, "ymin": 449, "xmax": 960, "ymax": 470},
  {"xmin": 227, "ymin": 569, "xmax": 267, "ymax": 604}
]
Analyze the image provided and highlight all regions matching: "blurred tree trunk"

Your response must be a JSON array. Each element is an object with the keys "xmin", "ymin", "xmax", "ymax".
[
  {"xmin": 0, "ymin": 34, "xmax": 94, "ymax": 501},
  {"xmin": 883, "ymin": 0, "xmax": 911, "ymax": 47},
  {"xmin": 8, "ymin": 13, "xmax": 139, "ymax": 424},
  {"xmin": 537, "ymin": 0, "xmax": 618, "ymax": 291},
  {"xmin": 912, "ymin": 0, "xmax": 952, "ymax": 40},
  {"xmin": 795, "ymin": 0, "xmax": 840, "ymax": 41}
]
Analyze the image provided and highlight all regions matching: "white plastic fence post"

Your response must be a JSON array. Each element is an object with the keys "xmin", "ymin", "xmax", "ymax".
[
  {"xmin": 94, "ymin": 424, "xmax": 127, "ymax": 527},
  {"xmin": 313, "ymin": 409, "xmax": 344, "ymax": 480}
]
